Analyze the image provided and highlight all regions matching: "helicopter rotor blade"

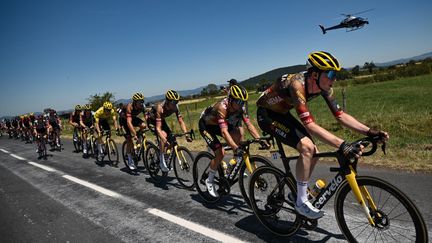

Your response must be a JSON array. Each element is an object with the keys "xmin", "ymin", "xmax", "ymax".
[{"xmin": 352, "ymin": 8, "xmax": 374, "ymax": 15}]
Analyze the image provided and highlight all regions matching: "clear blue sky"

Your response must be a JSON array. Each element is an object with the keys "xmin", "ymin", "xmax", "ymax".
[{"xmin": 1, "ymin": 0, "xmax": 431, "ymax": 117}]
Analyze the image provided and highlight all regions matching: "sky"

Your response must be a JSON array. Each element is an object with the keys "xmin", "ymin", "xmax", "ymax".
[{"xmin": 1, "ymin": 0, "xmax": 431, "ymax": 117}]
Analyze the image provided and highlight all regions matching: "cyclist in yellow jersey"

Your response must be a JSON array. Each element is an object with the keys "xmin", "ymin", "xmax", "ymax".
[
  {"xmin": 94, "ymin": 101, "xmax": 119, "ymax": 159},
  {"xmin": 256, "ymin": 51, "xmax": 389, "ymax": 219},
  {"xmin": 146, "ymin": 90, "xmax": 192, "ymax": 172}
]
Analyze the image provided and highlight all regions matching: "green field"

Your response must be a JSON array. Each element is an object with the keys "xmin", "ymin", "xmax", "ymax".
[{"xmin": 63, "ymin": 74, "xmax": 432, "ymax": 172}]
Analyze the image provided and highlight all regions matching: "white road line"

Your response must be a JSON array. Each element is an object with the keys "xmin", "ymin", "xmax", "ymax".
[
  {"xmin": 62, "ymin": 175, "xmax": 122, "ymax": 198},
  {"xmin": 3, "ymin": 150, "xmax": 245, "ymax": 242},
  {"xmin": 147, "ymin": 208, "xmax": 246, "ymax": 243},
  {"xmin": 10, "ymin": 154, "xmax": 26, "ymax": 160},
  {"xmin": 0, "ymin": 149, "xmax": 10, "ymax": 153},
  {"xmin": 28, "ymin": 162, "xmax": 57, "ymax": 172}
]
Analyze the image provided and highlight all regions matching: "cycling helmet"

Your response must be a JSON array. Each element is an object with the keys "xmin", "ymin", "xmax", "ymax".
[
  {"xmin": 132, "ymin": 92, "xmax": 144, "ymax": 101},
  {"xmin": 307, "ymin": 51, "xmax": 341, "ymax": 71},
  {"xmin": 103, "ymin": 101, "xmax": 113, "ymax": 110},
  {"xmin": 229, "ymin": 85, "xmax": 248, "ymax": 101},
  {"xmin": 84, "ymin": 104, "xmax": 91, "ymax": 110},
  {"xmin": 75, "ymin": 105, "xmax": 82, "ymax": 111},
  {"xmin": 166, "ymin": 90, "xmax": 180, "ymax": 101}
]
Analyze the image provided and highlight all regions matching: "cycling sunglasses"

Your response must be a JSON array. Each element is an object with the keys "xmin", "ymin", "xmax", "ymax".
[{"xmin": 326, "ymin": 70, "xmax": 337, "ymax": 80}]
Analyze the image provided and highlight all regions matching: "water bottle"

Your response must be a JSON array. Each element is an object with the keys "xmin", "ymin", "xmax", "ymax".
[
  {"xmin": 309, "ymin": 179, "xmax": 326, "ymax": 199},
  {"xmin": 226, "ymin": 158, "xmax": 237, "ymax": 176}
]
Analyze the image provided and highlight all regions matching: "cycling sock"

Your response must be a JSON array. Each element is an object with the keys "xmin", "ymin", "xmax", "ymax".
[
  {"xmin": 127, "ymin": 154, "xmax": 133, "ymax": 162},
  {"xmin": 296, "ymin": 180, "xmax": 309, "ymax": 206},
  {"xmin": 98, "ymin": 144, "xmax": 103, "ymax": 153},
  {"xmin": 83, "ymin": 143, "xmax": 87, "ymax": 150},
  {"xmin": 208, "ymin": 169, "xmax": 216, "ymax": 183},
  {"xmin": 160, "ymin": 153, "xmax": 166, "ymax": 164}
]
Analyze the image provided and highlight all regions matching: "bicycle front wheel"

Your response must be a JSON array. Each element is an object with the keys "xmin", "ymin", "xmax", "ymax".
[
  {"xmin": 173, "ymin": 146, "xmax": 195, "ymax": 190},
  {"xmin": 335, "ymin": 176, "xmax": 428, "ymax": 243},
  {"xmin": 107, "ymin": 139, "xmax": 119, "ymax": 166},
  {"xmin": 238, "ymin": 155, "xmax": 273, "ymax": 208},
  {"xmin": 249, "ymin": 166, "xmax": 302, "ymax": 236}
]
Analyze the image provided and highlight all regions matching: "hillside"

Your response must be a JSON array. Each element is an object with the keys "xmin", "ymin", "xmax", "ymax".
[{"xmin": 240, "ymin": 65, "xmax": 306, "ymax": 87}]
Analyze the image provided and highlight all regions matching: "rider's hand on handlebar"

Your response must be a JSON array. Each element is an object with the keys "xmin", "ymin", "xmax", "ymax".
[
  {"xmin": 339, "ymin": 141, "xmax": 364, "ymax": 159},
  {"xmin": 367, "ymin": 129, "xmax": 389, "ymax": 143},
  {"xmin": 234, "ymin": 147, "xmax": 245, "ymax": 157},
  {"xmin": 185, "ymin": 134, "xmax": 193, "ymax": 143},
  {"xmin": 259, "ymin": 140, "xmax": 271, "ymax": 150}
]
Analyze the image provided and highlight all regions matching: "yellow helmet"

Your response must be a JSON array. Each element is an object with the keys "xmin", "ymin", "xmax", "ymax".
[
  {"xmin": 75, "ymin": 105, "xmax": 82, "ymax": 111},
  {"xmin": 103, "ymin": 101, "xmax": 113, "ymax": 110},
  {"xmin": 84, "ymin": 104, "xmax": 91, "ymax": 110},
  {"xmin": 229, "ymin": 85, "xmax": 248, "ymax": 101},
  {"xmin": 165, "ymin": 90, "xmax": 180, "ymax": 101},
  {"xmin": 132, "ymin": 92, "xmax": 144, "ymax": 101},
  {"xmin": 307, "ymin": 51, "xmax": 341, "ymax": 71}
]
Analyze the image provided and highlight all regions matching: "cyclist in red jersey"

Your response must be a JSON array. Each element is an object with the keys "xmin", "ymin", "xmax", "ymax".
[{"xmin": 256, "ymin": 51, "xmax": 389, "ymax": 219}]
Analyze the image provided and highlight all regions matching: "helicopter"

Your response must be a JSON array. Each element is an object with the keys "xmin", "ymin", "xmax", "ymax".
[{"xmin": 319, "ymin": 9, "xmax": 374, "ymax": 34}]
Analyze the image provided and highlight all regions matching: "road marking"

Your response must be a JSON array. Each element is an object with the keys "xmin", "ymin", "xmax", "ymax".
[
  {"xmin": 2, "ymin": 150, "xmax": 246, "ymax": 242},
  {"xmin": 147, "ymin": 208, "xmax": 246, "ymax": 243},
  {"xmin": 0, "ymin": 149, "xmax": 10, "ymax": 153},
  {"xmin": 62, "ymin": 175, "xmax": 122, "ymax": 198},
  {"xmin": 10, "ymin": 154, "xmax": 26, "ymax": 160},
  {"xmin": 28, "ymin": 162, "xmax": 57, "ymax": 172}
]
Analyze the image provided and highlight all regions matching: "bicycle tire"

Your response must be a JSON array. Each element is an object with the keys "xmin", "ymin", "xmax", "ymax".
[
  {"xmin": 334, "ymin": 176, "xmax": 428, "ymax": 243},
  {"xmin": 249, "ymin": 166, "xmax": 302, "ymax": 236},
  {"xmin": 192, "ymin": 151, "xmax": 223, "ymax": 203},
  {"xmin": 144, "ymin": 143, "xmax": 163, "ymax": 183},
  {"xmin": 121, "ymin": 141, "xmax": 128, "ymax": 168},
  {"xmin": 107, "ymin": 139, "xmax": 119, "ymax": 166},
  {"xmin": 173, "ymin": 146, "xmax": 195, "ymax": 190},
  {"xmin": 238, "ymin": 155, "xmax": 273, "ymax": 208}
]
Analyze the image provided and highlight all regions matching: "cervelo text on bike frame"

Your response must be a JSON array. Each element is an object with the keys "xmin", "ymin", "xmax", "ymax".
[{"xmin": 313, "ymin": 173, "xmax": 344, "ymax": 209}]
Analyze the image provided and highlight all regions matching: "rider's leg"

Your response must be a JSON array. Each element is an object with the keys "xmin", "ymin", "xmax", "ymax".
[
  {"xmin": 158, "ymin": 130, "xmax": 169, "ymax": 172},
  {"xmin": 295, "ymin": 137, "xmax": 319, "ymax": 205}
]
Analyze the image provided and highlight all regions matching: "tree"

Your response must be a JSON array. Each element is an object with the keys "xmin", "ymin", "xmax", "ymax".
[
  {"xmin": 363, "ymin": 61, "xmax": 376, "ymax": 74},
  {"xmin": 87, "ymin": 92, "xmax": 115, "ymax": 111},
  {"xmin": 351, "ymin": 65, "xmax": 360, "ymax": 76}
]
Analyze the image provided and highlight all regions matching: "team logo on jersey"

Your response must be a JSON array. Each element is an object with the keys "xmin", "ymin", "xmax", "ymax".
[{"xmin": 267, "ymin": 96, "xmax": 283, "ymax": 105}]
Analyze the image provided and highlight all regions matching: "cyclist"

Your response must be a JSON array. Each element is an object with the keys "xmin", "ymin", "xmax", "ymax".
[
  {"xmin": 94, "ymin": 101, "xmax": 119, "ymax": 160},
  {"xmin": 256, "ymin": 51, "xmax": 389, "ymax": 219},
  {"xmin": 146, "ymin": 90, "xmax": 192, "ymax": 172},
  {"xmin": 47, "ymin": 108, "xmax": 62, "ymax": 147},
  {"xmin": 34, "ymin": 114, "xmax": 48, "ymax": 153},
  {"xmin": 69, "ymin": 105, "xmax": 83, "ymax": 146},
  {"xmin": 80, "ymin": 104, "xmax": 94, "ymax": 157},
  {"xmin": 119, "ymin": 92, "xmax": 147, "ymax": 170},
  {"xmin": 199, "ymin": 84, "xmax": 268, "ymax": 197}
]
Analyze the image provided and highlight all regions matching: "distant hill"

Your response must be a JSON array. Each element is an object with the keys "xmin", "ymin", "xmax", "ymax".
[
  {"xmin": 240, "ymin": 65, "xmax": 306, "ymax": 87},
  {"xmin": 375, "ymin": 51, "xmax": 432, "ymax": 67}
]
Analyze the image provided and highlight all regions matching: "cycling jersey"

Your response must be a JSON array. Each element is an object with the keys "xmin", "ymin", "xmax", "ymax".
[
  {"xmin": 81, "ymin": 110, "xmax": 94, "ymax": 126},
  {"xmin": 256, "ymin": 73, "xmax": 343, "ymax": 125},
  {"xmin": 94, "ymin": 107, "xmax": 117, "ymax": 123},
  {"xmin": 69, "ymin": 111, "xmax": 81, "ymax": 123},
  {"xmin": 146, "ymin": 101, "xmax": 182, "ymax": 122},
  {"xmin": 200, "ymin": 98, "xmax": 250, "ymax": 129}
]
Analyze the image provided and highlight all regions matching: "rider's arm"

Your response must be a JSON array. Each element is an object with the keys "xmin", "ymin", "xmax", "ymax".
[
  {"xmin": 242, "ymin": 102, "xmax": 260, "ymax": 139},
  {"xmin": 111, "ymin": 110, "xmax": 119, "ymax": 130},
  {"xmin": 154, "ymin": 106, "xmax": 167, "ymax": 145},
  {"xmin": 176, "ymin": 110, "xmax": 188, "ymax": 133},
  {"xmin": 126, "ymin": 104, "xmax": 136, "ymax": 137},
  {"xmin": 79, "ymin": 113, "xmax": 86, "ymax": 128}
]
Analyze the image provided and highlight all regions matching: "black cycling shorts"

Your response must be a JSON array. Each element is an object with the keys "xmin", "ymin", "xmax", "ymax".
[
  {"xmin": 120, "ymin": 117, "xmax": 145, "ymax": 137},
  {"xmin": 257, "ymin": 107, "xmax": 312, "ymax": 149},
  {"xmin": 97, "ymin": 119, "xmax": 111, "ymax": 131},
  {"xmin": 198, "ymin": 118, "xmax": 236, "ymax": 151},
  {"xmin": 147, "ymin": 117, "xmax": 172, "ymax": 143}
]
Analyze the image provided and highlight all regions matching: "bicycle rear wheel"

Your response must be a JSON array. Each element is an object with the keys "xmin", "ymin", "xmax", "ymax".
[
  {"xmin": 335, "ymin": 176, "xmax": 428, "ymax": 243},
  {"xmin": 238, "ymin": 155, "xmax": 273, "ymax": 208},
  {"xmin": 173, "ymin": 146, "xmax": 195, "ymax": 189},
  {"xmin": 249, "ymin": 166, "xmax": 302, "ymax": 236},
  {"xmin": 144, "ymin": 143, "xmax": 163, "ymax": 183},
  {"xmin": 107, "ymin": 139, "xmax": 119, "ymax": 166},
  {"xmin": 192, "ymin": 152, "xmax": 223, "ymax": 203}
]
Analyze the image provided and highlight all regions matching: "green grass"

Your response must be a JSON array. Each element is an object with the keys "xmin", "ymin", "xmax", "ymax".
[{"xmin": 63, "ymin": 74, "xmax": 432, "ymax": 172}]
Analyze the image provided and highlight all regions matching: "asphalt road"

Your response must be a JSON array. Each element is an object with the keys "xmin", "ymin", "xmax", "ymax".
[{"xmin": 0, "ymin": 136, "xmax": 431, "ymax": 242}]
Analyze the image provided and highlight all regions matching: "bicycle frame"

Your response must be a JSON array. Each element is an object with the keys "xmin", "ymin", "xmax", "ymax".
[{"xmin": 274, "ymin": 138, "xmax": 380, "ymax": 226}]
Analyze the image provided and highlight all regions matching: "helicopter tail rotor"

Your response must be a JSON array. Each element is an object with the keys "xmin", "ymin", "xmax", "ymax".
[{"xmin": 319, "ymin": 25, "xmax": 326, "ymax": 34}]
